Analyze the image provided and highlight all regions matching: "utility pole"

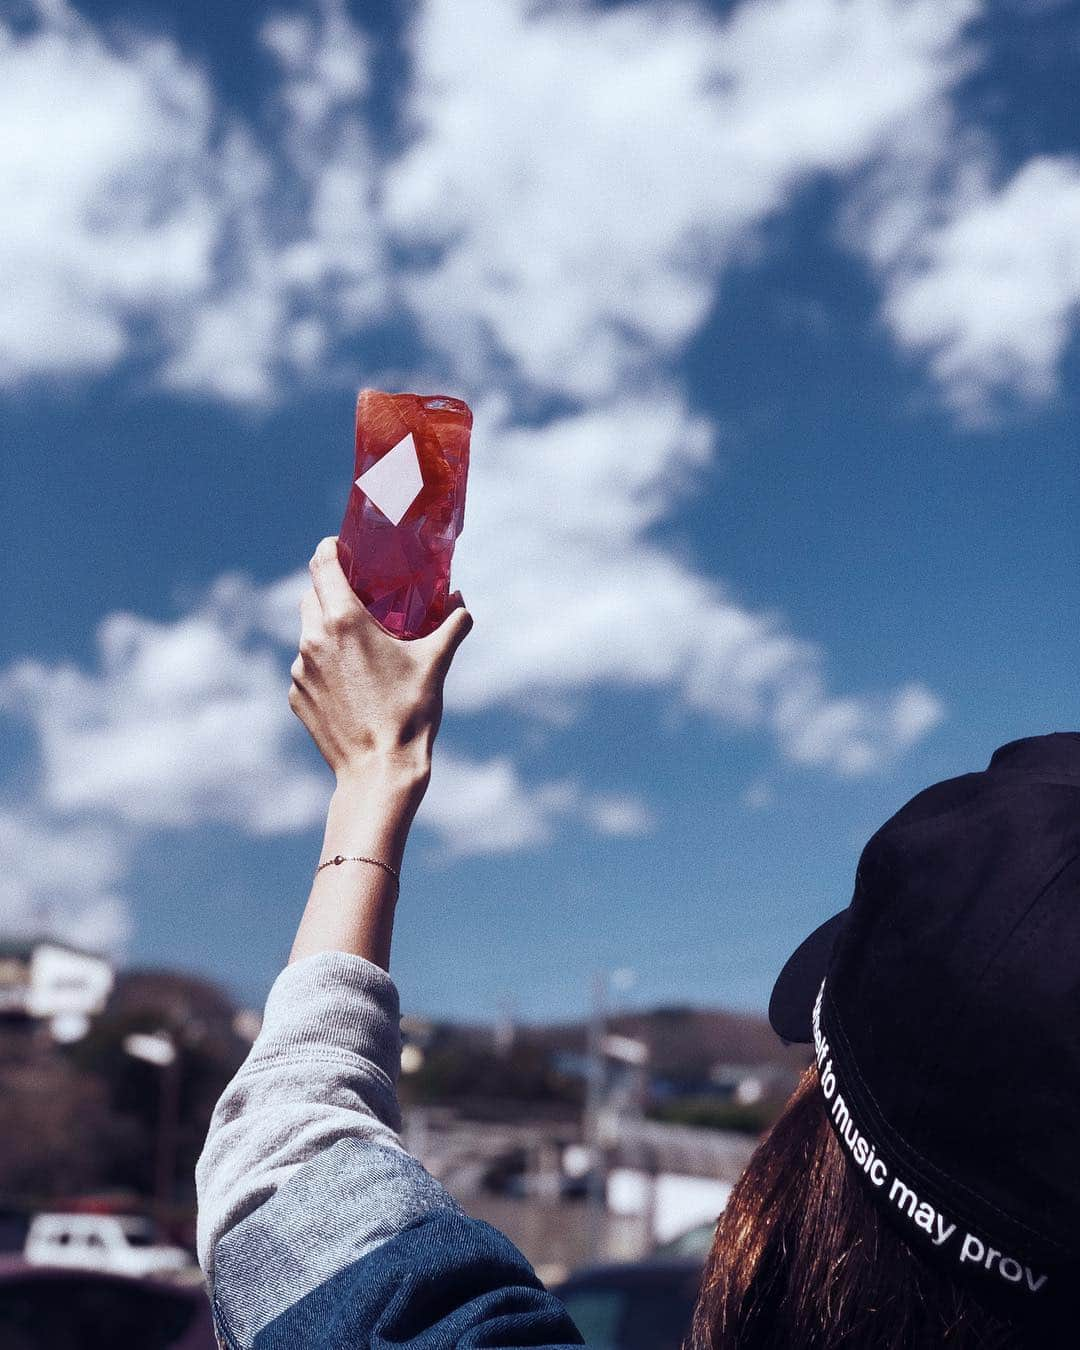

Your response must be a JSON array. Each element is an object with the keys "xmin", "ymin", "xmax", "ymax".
[
  {"xmin": 155, "ymin": 1050, "xmax": 181, "ymax": 1235},
  {"xmin": 123, "ymin": 1030, "xmax": 180, "ymax": 1236},
  {"xmin": 584, "ymin": 971, "xmax": 607, "ymax": 1263}
]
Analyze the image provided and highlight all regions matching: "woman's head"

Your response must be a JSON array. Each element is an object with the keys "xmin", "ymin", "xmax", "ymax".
[
  {"xmin": 693, "ymin": 734, "xmax": 1080, "ymax": 1347},
  {"xmin": 691, "ymin": 1068, "xmax": 1032, "ymax": 1349}
]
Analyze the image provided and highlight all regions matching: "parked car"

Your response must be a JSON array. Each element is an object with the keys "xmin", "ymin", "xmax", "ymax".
[
  {"xmin": 553, "ymin": 1258, "xmax": 703, "ymax": 1350},
  {"xmin": 0, "ymin": 1259, "xmax": 214, "ymax": 1349},
  {"xmin": 0, "ymin": 1210, "xmax": 29, "ymax": 1255},
  {"xmin": 24, "ymin": 1213, "xmax": 190, "ymax": 1279}
]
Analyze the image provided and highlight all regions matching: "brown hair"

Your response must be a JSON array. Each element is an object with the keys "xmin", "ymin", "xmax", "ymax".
[{"xmin": 689, "ymin": 1068, "xmax": 1033, "ymax": 1350}]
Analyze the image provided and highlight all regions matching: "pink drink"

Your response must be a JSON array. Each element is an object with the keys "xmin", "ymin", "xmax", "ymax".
[{"xmin": 337, "ymin": 389, "xmax": 471, "ymax": 639}]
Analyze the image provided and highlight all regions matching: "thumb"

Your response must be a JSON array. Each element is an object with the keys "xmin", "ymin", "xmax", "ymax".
[{"xmin": 426, "ymin": 595, "xmax": 473, "ymax": 673}]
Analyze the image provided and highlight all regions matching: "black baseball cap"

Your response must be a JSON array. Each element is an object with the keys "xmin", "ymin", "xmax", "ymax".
[{"xmin": 769, "ymin": 733, "xmax": 1080, "ymax": 1329}]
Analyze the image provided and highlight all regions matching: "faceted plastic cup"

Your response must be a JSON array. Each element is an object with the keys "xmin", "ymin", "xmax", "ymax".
[{"xmin": 337, "ymin": 389, "xmax": 472, "ymax": 639}]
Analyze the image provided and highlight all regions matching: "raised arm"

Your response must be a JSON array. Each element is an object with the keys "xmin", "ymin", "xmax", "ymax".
[
  {"xmin": 286, "ymin": 531, "xmax": 469, "ymax": 970},
  {"xmin": 195, "ymin": 537, "xmax": 583, "ymax": 1349}
]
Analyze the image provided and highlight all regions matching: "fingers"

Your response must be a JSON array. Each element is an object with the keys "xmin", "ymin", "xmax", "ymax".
[
  {"xmin": 291, "ymin": 601, "xmax": 314, "ymax": 708},
  {"xmin": 298, "ymin": 589, "xmax": 323, "ymax": 656},
  {"xmin": 287, "ymin": 679, "xmax": 303, "ymax": 716},
  {"xmin": 422, "ymin": 595, "xmax": 474, "ymax": 676},
  {"xmin": 309, "ymin": 537, "xmax": 360, "ymax": 627}
]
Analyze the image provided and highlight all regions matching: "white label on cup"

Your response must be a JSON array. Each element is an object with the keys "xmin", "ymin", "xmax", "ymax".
[{"xmin": 356, "ymin": 433, "xmax": 424, "ymax": 525}]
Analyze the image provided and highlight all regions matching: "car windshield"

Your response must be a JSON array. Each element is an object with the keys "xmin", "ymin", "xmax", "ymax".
[
  {"xmin": 559, "ymin": 1275, "xmax": 699, "ymax": 1350},
  {"xmin": 118, "ymin": 1220, "xmax": 156, "ymax": 1246},
  {"xmin": 0, "ymin": 1275, "xmax": 202, "ymax": 1349}
]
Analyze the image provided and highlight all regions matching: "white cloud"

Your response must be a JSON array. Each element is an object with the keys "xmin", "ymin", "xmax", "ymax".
[
  {"xmin": 440, "ymin": 396, "xmax": 945, "ymax": 775},
  {"xmin": 0, "ymin": 0, "xmax": 385, "ymax": 404},
  {"xmin": 0, "ymin": 0, "xmax": 955, "ymax": 938},
  {"xmin": 418, "ymin": 753, "xmax": 653, "ymax": 858},
  {"xmin": 864, "ymin": 155, "xmax": 1080, "ymax": 418},
  {"xmin": 0, "ymin": 554, "xmax": 654, "ymax": 954},
  {"xmin": 0, "ymin": 580, "xmax": 328, "ymax": 835},
  {"xmin": 889, "ymin": 683, "xmax": 947, "ymax": 747},
  {"xmin": 0, "ymin": 387, "xmax": 943, "ymax": 957},
  {"xmin": 385, "ymin": 0, "xmax": 976, "ymax": 398},
  {"xmin": 0, "ymin": 809, "xmax": 131, "ymax": 955},
  {"xmin": 163, "ymin": 0, "xmax": 388, "ymax": 402},
  {"xmin": 419, "ymin": 756, "xmax": 575, "ymax": 856},
  {"xmin": 261, "ymin": 4, "xmax": 368, "ymax": 131},
  {"xmin": 7, "ymin": 0, "xmax": 1080, "ymax": 426},
  {"xmin": 0, "ymin": 0, "xmax": 223, "ymax": 383},
  {"xmin": 0, "ymin": 568, "xmax": 640, "ymax": 862},
  {"xmin": 252, "ymin": 392, "xmax": 943, "ymax": 775},
  {"xmin": 741, "ymin": 779, "xmax": 777, "ymax": 811},
  {"xmin": 1, "ymin": 0, "xmax": 983, "ymax": 407},
  {"xmin": 585, "ymin": 794, "xmax": 657, "ymax": 838},
  {"xmin": 247, "ymin": 390, "xmax": 943, "ymax": 775},
  {"xmin": 386, "ymin": 0, "xmax": 1077, "ymax": 422},
  {"xmin": 771, "ymin": 673, "xmax": 943, "ymax": 774}
]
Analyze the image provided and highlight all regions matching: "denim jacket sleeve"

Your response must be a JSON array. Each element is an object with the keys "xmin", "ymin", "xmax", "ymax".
[{"xmin": 195, "ymin": 951, "xmax": 584, "ymax": 1349}]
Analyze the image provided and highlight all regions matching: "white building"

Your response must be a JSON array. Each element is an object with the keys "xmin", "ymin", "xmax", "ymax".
[
  {"xmin": 597, "ymin": 1115, "xmax": 757, "ymax": 1250},
  {"xmin": 0, "ymin": 939, "xmax": 114, "ymax": 1041}
]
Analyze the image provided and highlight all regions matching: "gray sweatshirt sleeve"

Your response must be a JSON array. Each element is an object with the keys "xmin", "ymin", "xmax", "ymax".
[
  {"xmin": 195, "ymin": 950, "xmax": 410, "ymax": 1280},
  {"xmin": 195, "ymin": 949, "xmax": 582, "ymax": 1350}
]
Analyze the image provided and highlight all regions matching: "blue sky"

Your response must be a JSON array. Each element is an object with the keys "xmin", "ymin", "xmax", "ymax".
[{"xmin": 1, "ymin": 0, "xmax": 1078, "ymax": 1021}]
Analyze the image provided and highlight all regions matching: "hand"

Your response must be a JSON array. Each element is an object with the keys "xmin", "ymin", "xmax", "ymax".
[{"xmin": 288, "ymin": 537, "xmax": 473, "ymax": 789}]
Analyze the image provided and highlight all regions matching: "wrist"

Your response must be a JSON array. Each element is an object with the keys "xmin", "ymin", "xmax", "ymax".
[
  {"xmin": 323, "ymin": 763, "xmax": 425, "ymax": 880},
  {"xmin": 334, "ymin": 752, "xmax": 431, "ymax": 809}
]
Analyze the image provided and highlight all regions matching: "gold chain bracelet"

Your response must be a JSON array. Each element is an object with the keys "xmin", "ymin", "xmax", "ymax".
[{"xmin": 314, "ymin": 854, "xmax": 400, "ymax": 893}]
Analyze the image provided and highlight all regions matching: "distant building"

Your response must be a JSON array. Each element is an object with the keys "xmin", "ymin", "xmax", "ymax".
[
  {"xmin": 707, "ymin": 1061, "xmax": 795, "ymax": 1106},
  {"xmin": 601, "ymin": 1116, "xmax": 756, "ymax": 1247},
  {"xmin": 399, "ymin": 1013, "xmax": 440, "ymax": 1073},
  {"xmin": 232, "ymin": 1009, "xmax": 263, "ymax": 1044},
  {"xmin": 0, "ymin": 939, "xmax": 114, "ymax": 1042}
]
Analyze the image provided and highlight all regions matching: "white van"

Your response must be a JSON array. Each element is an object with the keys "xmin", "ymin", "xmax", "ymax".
[{"xmin": 24, "ymin": 1213, "xmax": 190, "ymax": 1278}]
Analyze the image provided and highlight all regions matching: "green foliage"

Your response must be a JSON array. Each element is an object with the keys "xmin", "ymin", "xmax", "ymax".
[
  {"xmin": 399, "ymin": 1038, "xmax": 583, "ymax": 1112},
  {"xmin": 0, "ymin": 970, "xmax": 247, "ymax": 1215},
  {"xmin": 646, "ymin": 1095, "xmax": 775, "ymax": 1136}
]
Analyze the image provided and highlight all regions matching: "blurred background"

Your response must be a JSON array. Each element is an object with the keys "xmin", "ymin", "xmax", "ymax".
[{"xmin": 1, "ymin": 0, "xmax": 1078, "ymax": 1344}]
